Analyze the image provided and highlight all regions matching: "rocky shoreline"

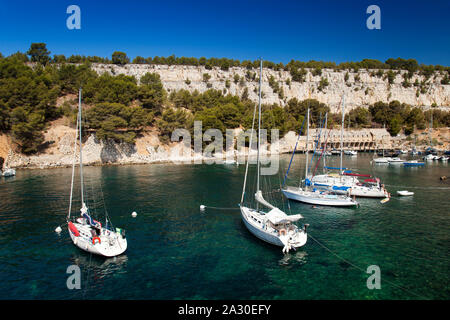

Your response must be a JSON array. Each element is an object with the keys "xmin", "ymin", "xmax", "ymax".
[{"xmin": 2, "ymin": 123, "xmax": 448, "ymax": 170}]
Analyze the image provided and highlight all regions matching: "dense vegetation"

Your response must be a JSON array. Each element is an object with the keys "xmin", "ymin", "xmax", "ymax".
[{"xmin": 0, "ymin": 43, "xmax": 449, "ymax": 154}]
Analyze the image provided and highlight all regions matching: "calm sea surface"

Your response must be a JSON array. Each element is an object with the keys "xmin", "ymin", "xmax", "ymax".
[{"xmin": 0, "ymin": 153, "xmax": 449, "ymax": 299}]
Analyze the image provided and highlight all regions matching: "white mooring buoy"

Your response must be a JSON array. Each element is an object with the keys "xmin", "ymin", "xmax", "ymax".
[
  {"xmin": 55, "ymin": 226, "xmax": 62, "ymax": 233},
  {"xmin": 131, "ymin": 211, "xmax": 137, "ymax": 217},
  {"xmin": 200, "ymin": 205, "xmax": 206, "ymax": 211}
]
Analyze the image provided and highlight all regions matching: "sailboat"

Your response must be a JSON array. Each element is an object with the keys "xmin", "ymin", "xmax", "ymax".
[
  {"xmin": 373, "ymin": 130, "xmax": 391, "ymax": 163},
  {"xmin": 282, "ymin": 109, "xmax": 358, "ymax": 207},
  {"xmin": 239, "ymin": 59, "xmax": 308, "ymax": 254},
  {"xmin": 343, "ymin": 113, "xmax": 357, "ymax": 156},
  {"xmin": 66, "ymin": 89, "xmax": 127, "ymax": 257},
  {"xmin": 310, "ymin": 95, "xmax": 389, "ymax": 198},
  {"xmin": 423, "ymin": 112, "xmax": 438, "ymax": 161}
]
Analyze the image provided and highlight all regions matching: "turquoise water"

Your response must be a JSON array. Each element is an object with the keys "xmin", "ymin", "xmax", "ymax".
[{"xmin": 0, "ymin": 153, "xmax": 448, "ymax": 299}]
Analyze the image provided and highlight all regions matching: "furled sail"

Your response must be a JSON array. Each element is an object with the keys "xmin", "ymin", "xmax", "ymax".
[
  {"xmin": 255, "ymin": 190, "xmax": 276, "ymax": 210},
  {"xmin": 266, "ymin": 207, "xmax": 303, "ymax": 224}
]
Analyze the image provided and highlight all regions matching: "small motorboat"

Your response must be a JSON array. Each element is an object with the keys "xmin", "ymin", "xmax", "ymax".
[
  {"xmin": 373, "ymin": 157, "xmax": 391, "ymax": 164},
  {"xmin": 314, "ymin": 150, "xmax": 331, "ymax": 156},
  {"xmin": 397, "ymin": 190, "xmax": 414, "ymax": 196},
  {"xmin": 344, "ymin": 150, "xmax": 357, "ymax": 156},
  {"xmin": 439, "ymin": 156, "xmax": 449, "ymax": 162},
  {"xmin": 331, "ymin": 149, "xmax": 340, "ymax": 155},
  {"xmin": 388, "ymin": 157, "xmax": 404, "ymax": 164},
  {"xmin": 2, "ymin": 168, "xmax": 16, "ymax": 177},
  {"xmin": 403, "ymin": 160, "xmax": 425, "ymax": 167},
  {"xmin": 423, "ymin": 154, "xmax": 436, "ymax": 161}
]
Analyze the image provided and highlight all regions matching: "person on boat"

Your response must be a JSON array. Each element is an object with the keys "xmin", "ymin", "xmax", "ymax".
[{"xmin": 80, "ymin": 202, "xmax": 102, "ymax": 231}]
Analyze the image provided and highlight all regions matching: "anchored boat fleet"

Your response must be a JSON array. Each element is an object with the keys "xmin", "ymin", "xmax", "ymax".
[{"xmin": 51, "ymin": 60, "xmax": 446, "ymax": 256}]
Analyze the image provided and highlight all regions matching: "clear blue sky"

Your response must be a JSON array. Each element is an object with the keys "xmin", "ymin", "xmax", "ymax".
[{"xmin": 0, "ymin": 0, "xmax": 449, "ymax": 65}]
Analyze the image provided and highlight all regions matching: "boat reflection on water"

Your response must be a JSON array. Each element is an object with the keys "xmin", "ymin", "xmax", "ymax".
[
  {"xmin": 69, "ymin": 254, "xmax": 128, "ymax": 280},
  {"xmin": 278, "ymin": 250, "xmax": 308, "ymax": 266}
]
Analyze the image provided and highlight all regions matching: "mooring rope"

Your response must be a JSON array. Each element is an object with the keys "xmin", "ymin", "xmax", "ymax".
[
  {"xmin": 385, "ymin": 184, "xmax": 450, "ymax": 190},
  {"xmin": 307, "ymin": 233, "xmax": 429, "ymax": 300},
  {"xmin": 201, "ymin": 205, "xmax": 240, "ymax": 211}
]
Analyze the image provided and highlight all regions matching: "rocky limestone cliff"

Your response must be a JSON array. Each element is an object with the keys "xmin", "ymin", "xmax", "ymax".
[
  {"xmin": 92, "ymin": 63, "xmax": 450, "ymax": 112},
  {"xmin": 4, "ymin": 119, "xmax": 396, "ymax": 169}
]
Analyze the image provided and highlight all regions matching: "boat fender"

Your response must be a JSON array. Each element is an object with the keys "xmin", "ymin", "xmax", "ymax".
[
  {"xmin": 68, "ymin": 222, "xmax": 80, "ymax": 237},
  {"xmin": 92, "ymin": 236, "xmax": 101, "ymax": 245}
]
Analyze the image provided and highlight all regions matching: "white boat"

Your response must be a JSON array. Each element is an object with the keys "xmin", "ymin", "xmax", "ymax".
[
  {"xmin": 310, "ymin": 97, "xmax": 389, "ymax": 199},
  {"xmin": 388, "ymin": 157, "xmax": 404, "ymax": 164},
  {"xmin": 423, "ymin": 154, "xmax": 438, "ymax": 161},
  {"xmin": 439, "ymin": 156, "xmax": 449, "ymax": 162},
  {"xmin": 397, "ymin": 190, "xmax": 414, "ymax": 196},
  {"xmin": 373, "ymin": 157, "xmax": 391, "ymax": 164},
  {"xmin": 282, "ymin": 108, "xmax": 357, "ymax": 207},
  {"xmin": 312, "ymin": 175, "xmax": 389, "ymax": 198},
  {"xmin": 2, "ymin": 168, "xmax": 16, "ymax": 177},
  {"xmin": 240, "ymin": 59, "xmax": 308, "ymax": 253},
  {"xmin": 344, "ymin": 150, "xmax": 357, "ymax": 156},
  {"xmin": 403, "ymin": 160, "xmax": 425, "ymax": 167},
  {"xmin": 314, "ymin": 150, "xmax": 331, "ymax": 156},
  {"xmin": 223, "ymin": 159, "xmax": 237, "ymax": 165},
  {"xmin": 65, "ymin": 89, "xmax": 127, "ymax": 257},
  {"xmin": 240, "ymin": 198, "xmax": 307, "ymax": 254},
  {"xmin": 282, "ymin": 186, "xmax": 358, "ymax": 207}
]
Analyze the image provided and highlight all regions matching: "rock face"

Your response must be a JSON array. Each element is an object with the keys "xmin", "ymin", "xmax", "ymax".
[
  {"xmin": 3, "ymin": 63, "xmax": 449, "ymax": 170},
  {"xmin": 92, "ymin": 63, "xmax": 450, "ymax": 112},
  {"xmin": 5, "ymin": 122, "xmax": 394, "ymax": 169}
]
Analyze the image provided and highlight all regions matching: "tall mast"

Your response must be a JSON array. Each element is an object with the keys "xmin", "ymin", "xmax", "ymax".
[
  {"xmin": 78, "ymin": 88, "xmax": 84, "ymax": 206},
  {"xmin": 430, "ymin": 112, "xmax": 433, "ymax": 146},
  {"xmin": 340, "ymin": 95, "xmax": 345, "ymax": 178},
  {"xmin": 256, "ymin": 58, "xmax": 262, "ymax": 195},
  {"xmin": 323, "ymin": 112, "xmax": 328, "ymax": 168},
  {"xmin": 304, "ymin": 108, "xmax": 310, "ymax": 188},
  {"xmin": 68, "ymin": 110, "xmax": 79, "ymax": 220}
]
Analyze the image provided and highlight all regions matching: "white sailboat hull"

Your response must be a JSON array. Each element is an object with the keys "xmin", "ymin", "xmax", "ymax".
[
  {"xmin": 311, "ymin": 176, "xmax": 388, "ymax": 198},
  {"xmin": 373, "ymin": 157, "xmax": 391, "ymax": 163},
  {"xmin": 347, "ymin": 186, "xmax": 388, "ymax": 198},
  {"xmin": 240, "ymin": 206, "xmax": 307, "ymax": 249},
  {"xmin": 69, "ymin": 223, "xmax": 127, "ymax": 257},
  {"xmin": 388, "ymin": 158, "xmax": 404, "ymax": 164},
  {"xmin": 281, "ymin": 187, "xmax": 358, "ymax": 207}
]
